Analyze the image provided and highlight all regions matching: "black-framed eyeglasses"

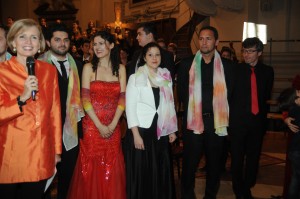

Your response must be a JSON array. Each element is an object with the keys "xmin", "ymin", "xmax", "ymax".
[{"xmin": 241, "ymin": 49, "xmax": 258, "ymax": 54}]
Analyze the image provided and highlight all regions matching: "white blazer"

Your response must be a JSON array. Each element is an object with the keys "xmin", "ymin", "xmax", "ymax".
[{"xmin": 126, "ymin": 74, "xmax": 158, "ymax": 129}]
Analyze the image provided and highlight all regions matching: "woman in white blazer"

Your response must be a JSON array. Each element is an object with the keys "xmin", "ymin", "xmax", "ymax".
[{"xmin": 124, "ymin": 42, "xmax": 178, "ymax": 199}]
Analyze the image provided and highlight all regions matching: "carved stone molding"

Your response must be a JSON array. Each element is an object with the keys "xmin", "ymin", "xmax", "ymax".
[
  {"xmin": 129, "ymin": 0, "xmax": 160, "ymax": 8},
  {"xmin": 34, "ymin": 1, "xmax": 78, "ymax": 25},
  {"xmin": 124, "ymin": 0, "xmax": 180, "ymax": 23}
]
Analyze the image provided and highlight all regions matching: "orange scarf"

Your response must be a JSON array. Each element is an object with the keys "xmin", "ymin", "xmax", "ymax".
[{"xmin": 39, "ymin": 51, "xmax": 85, "ymax": 150}]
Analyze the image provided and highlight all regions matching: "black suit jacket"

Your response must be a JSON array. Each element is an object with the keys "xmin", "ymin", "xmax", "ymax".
[
  {"xmin": 72, "ymin": 57, "xmax": 84, "ymax": 84},
  {"xmin": 77, "ymin": 55, "xmax": 90, "ymax": 66},
  {"xmin": 176, "ymin": 55, "xmax": 194, "ymax": 106},
  {"xmin": 126, "ymin": 48, "xmax": 175, "ymax": 81},
  {"xmin": 177, "ymin": 55, "xmax": 234, "ymax": 132},
  {"xmin": 229, "ymin": 62, "xmax": 274, "ymax": 129}
]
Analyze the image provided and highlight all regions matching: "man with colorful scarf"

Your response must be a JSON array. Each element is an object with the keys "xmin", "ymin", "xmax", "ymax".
[
  {"xmin": 39, "ymin": 23, "xmax": 84, "ymax": 199},
  {"xmin": 179, "ymin": 26, "xmax": 234, "ymax": 199},
  {"xmin": 229, "ymin": 37, "xmax": 274, "ymax": 199}
]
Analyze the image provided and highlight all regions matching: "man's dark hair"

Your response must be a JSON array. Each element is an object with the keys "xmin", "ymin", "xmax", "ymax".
[
  {"xmin": 199, "ymin": 26, "xmax": 219, "ymax": 40},
  {"xmin": 73, "ymin": 20, "xmax": 79, "ymax": 25},
  {"xmin": 81, "ymin": 38, "xmax": 90, "ymax": 47},
  {"xmin": 0, "ymin": 25, "xmax": 8, "ymax": 37},
  {"xmin": 137, "ymin": 22, "xmax": 157, "ymax": 41},
  {"xmin": 156, "ymin": 38, "xmax": 165, "ymax": 43},
  {"xmin": 221, "ymin": 46, "xmax": 232, "ymax": 57},
  {"xmin": 168, "ymin": 43, "xmax": 177, "ymax": 53},
  {"xmin": 120, "ymin": 46, "xmax": 129, "ymax": 55},
  {"xmin": 242, "ymin": 37, "xmax": 264, "ymax": 52},
  {"xmin": 46, "ymin": 23, "xmax": 71, "ymax": 41}
]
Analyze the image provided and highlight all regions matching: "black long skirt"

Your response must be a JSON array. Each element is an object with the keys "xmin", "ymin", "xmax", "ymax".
[{"xmin": 123, "ymin": 113, "xmax": 175, "ymax": 199}]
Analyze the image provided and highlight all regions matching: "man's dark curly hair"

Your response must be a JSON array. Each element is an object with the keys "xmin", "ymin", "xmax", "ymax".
[
  {"xmin": 242, "ymin": 37, "xmax": 264, "ymax": 52},
  {"xmin": 137, "ymin": 22, "xmax": 158, "ymax": 41},
  {"xmin": 45, "ymin": 23, "xmax": 71, "ymax": 41}
]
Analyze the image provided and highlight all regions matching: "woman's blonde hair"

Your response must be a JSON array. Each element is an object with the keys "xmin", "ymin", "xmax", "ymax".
[{"xmin": 7, "ymin": 18, "xmax": 46, "ymax": 52}]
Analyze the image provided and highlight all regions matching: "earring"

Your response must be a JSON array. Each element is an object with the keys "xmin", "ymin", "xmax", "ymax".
[
  {"xmin": 38, "ymin": 49, "xmax": 41, "ymax": 53},
  {"xmin": 13, "ymin": 47, "xmax": 16, "ymax": 53}
]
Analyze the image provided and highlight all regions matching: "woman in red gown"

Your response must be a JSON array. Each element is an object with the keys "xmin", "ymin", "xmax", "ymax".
[{"xmin": 67, "ymin": 31, "xmax": 126, "ymax": 199}]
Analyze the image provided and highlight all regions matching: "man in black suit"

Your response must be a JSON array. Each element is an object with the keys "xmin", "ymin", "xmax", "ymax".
[
  {"xmin": 178, "ymin": 26, "xmax": 234, "ymax": 199},
  {"xmin": 126, "ymin": 22, "xmax": 175, "ymax": 80},
  {"xmin": 229, "ymin": 37, "xmax": 274, "ymax": 199},
  {"xmin": 40, "ymin": 23, "xmax": 84, "ymax": 199},
  {"xmin": 78, "ymin": 38, "xmax": 91, "ymax": 66}
]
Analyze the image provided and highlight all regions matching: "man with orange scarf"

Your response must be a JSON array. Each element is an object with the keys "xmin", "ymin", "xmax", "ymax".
[
  {"xmin": 179, "ymin": 26, "xmax": 234, "ymax": 199},
  {"xmin": 39, "ymin": 23, "xmax": 84, "ymax": 199}
]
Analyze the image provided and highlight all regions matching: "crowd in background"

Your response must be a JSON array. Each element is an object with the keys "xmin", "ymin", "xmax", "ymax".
[
  {"xmin": 1, "ymin": 16, "xmax": 241, "ymax": 79},
  {"xmin": 0, "ymin": 16, "xmax": 299, "ymax": 199}
]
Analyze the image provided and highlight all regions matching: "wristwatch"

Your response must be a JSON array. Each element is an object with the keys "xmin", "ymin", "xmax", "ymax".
[{"xmin": 17, "ymin": 96, "xmax": 26, "ymax": 112}]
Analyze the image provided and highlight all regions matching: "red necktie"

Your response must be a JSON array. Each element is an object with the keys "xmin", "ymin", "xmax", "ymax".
[{"xmin": 251, "ymin": 67, "xmax": 259, "ymax": 115}]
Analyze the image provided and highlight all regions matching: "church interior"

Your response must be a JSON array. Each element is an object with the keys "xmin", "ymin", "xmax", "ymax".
[{"xmin": 0, "ymin": 0, "xmax": 299, "ymax": 198}]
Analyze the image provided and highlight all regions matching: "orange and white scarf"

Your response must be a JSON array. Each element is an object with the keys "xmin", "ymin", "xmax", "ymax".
[
  {"xmin": 40, "ymin": 51, "xmax": 85, "ymax": 150},
  {"xmin": 187, "ymin": 50, "xmax": 229, "ymax": 136}
]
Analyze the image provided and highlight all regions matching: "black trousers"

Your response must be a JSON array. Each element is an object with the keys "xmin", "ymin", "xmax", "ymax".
[
  {"xmin": 56, "ymin": 142, "xmax": 79, "ymax": 199},
  {"xmin": 56, "ymin": 121, "xmax": 82, "ymax": 199},
  {"xmin": 0, "ymin": 180, "xmax": 46, "ymax": 199},
  {"xmin": 230, "ymin": 125, "xmax": 265, "ymax": 198},
  {"xmin": 181, "ymin": 124, "xmax": 225, "ymax": 199}
]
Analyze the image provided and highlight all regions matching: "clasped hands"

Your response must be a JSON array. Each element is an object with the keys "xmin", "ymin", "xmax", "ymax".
[{"xmin": 97, "ymin": 122, "xmax": 117, "ymax": 138}]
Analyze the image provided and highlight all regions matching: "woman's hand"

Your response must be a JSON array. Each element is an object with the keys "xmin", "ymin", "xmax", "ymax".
[
  {"xmin": 97, "ymin": 124, "xmax": 112, "ymax": 138},
  {"xmin": 169, "ymin": 133, "xmax": 177, "ymax": 143},
  {"xmin": 108, "ymin": 121, "xmax": 117, "ymax": 134},
  {"xmin": 133, "ymin": 133, "xmax": 144, "ymax": 150},
  {"xmin": 20, "ymin": 75, "xmax": 38, "ymax": 102},
  {"xmin": 284, "ymin": 117, "xmax": 299, "ymax": 133}
]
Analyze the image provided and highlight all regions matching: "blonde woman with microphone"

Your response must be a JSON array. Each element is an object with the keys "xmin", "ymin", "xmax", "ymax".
[{"xmin": 0, "ymin": 19, "xmax": 62, "ymax": 199}]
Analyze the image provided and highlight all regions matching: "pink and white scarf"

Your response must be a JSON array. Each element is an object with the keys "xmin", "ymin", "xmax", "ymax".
[
  {"xmin": 135, "ymin": 65, "xmax": 178, "ymax": 139},
  {"xmin": 187, "ymin": 50, "xmax": 229, "ymax": 136}
]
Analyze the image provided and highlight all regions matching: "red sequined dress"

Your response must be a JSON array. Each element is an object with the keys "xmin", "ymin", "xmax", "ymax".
[{"xmin": 67, "ymin": 81, "xmax": 126, "ymax": 199}]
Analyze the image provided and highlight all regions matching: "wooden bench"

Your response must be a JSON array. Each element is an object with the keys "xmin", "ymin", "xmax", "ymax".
[{"xmin": 267, "ymin": 113, "xmax": 283, "ymax": 120}]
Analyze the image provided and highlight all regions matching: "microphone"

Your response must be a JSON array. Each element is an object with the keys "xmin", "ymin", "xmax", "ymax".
[{"xmin": 26, "ymin": 56, "xmax": 36, "ymax": 101}]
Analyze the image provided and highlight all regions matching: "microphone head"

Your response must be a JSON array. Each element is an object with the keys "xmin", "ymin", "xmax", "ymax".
[
  {"xmin": 26, "ymin": 56, "xmax": 35, "ymax": 66},
  {"xmin": 26, "ymin": 56, "xmax": 35, "ymax": 75}
]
